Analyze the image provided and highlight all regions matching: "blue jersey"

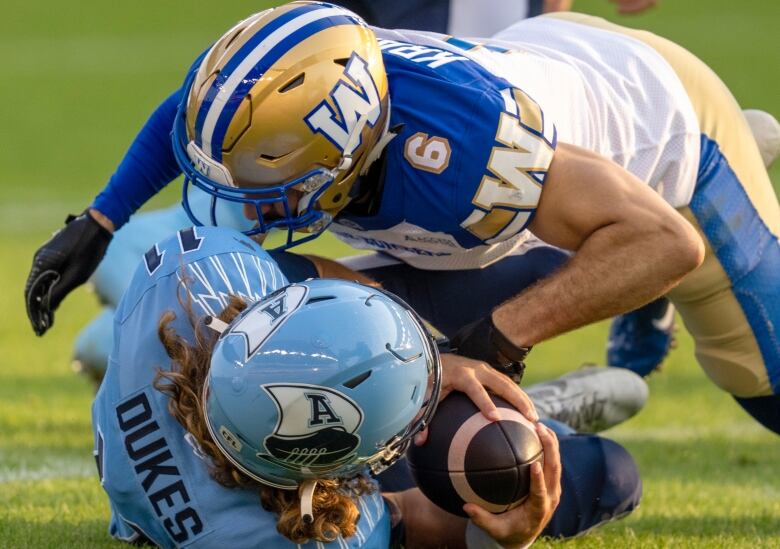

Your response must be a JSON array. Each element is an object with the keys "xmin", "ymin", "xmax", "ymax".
[
  {"xmin": 330, "ymin": 28, "xmax": 557, "ymax": 269},
  {"xmin": 92, "ymin": 226, "xmax": 390, "ymax": 548}
]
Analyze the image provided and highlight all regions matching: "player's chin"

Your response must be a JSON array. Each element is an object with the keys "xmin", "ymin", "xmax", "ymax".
[{"xmin": 248, "ymin": 231, "xmax": 268, "ymax": 245}]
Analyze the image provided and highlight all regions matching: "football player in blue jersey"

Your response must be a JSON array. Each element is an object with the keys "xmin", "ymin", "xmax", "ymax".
[
  {"xmin": 27, "ymin": 2, "xmax": 780, "ymax": 436},
  {"xmin": 95, "ymin": 225, "xmax": 641, "ymax": 547},
  {"xmin": 336, "ymin": 0, "xmax": 657, "ymax": 37}
]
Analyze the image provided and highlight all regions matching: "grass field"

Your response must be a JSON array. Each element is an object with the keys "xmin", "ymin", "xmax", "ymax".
[{"xmin": 1, "ymin": 0, "xmax": 779, "ymax": 547}]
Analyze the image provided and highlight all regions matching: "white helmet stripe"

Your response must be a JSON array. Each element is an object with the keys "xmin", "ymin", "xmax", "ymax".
[{"xmin": 201, "ymin": 6, "xmax": 352, "ymax": 157}]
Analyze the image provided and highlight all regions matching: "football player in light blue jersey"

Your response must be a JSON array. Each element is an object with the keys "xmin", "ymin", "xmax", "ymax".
[
  {"xmin": 94, "ymin": 224, "xmax": 568, "ymax": 548},
  {"xmin": 95, "ymin": 225, "xmax": 646, "ymax": 547},
  {"xmin": 92, "ymin": 225, "xmax": 294, "ymax": 546}
]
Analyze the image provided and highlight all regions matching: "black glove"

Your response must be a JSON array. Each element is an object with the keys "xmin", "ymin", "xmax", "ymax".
[
  {"xmin": 25, "ymin": 211, "xmax": 112, "ymax": 336},
  {"xmin": 451, "ymin": 315, "xmax": 531, "ymax": 384}
]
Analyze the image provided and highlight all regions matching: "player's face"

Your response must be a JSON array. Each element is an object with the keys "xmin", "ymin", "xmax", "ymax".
[{"xmin": 242, "ymin": 188, "xmax": 304, "ymax": 223}]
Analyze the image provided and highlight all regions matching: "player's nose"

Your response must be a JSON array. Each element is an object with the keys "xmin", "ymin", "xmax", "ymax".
[
  {"xmin": 243, "ymin": 203, "xmax": 258, "ymax": 221},
  {"xmin": 242, "ymin": 191, "xmax": 302, "ymax": 222},
  {"xmin": 242, "ymin": 202, "xmax": 282, "ymax": 220}
]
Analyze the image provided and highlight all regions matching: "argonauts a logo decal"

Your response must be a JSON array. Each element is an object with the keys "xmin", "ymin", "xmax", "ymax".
[
  {"xmin": 259, "ymin": 384, "xmax": 364, "ymax": 470},
  {"xmin": 229, "ymin": 284, "xmax": 308, "ymax": 360}
]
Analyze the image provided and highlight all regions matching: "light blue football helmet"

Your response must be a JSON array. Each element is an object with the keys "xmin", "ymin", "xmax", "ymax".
[{"xmin": 202, "ymin": 279, "xmax": 441, "ymax": 489}]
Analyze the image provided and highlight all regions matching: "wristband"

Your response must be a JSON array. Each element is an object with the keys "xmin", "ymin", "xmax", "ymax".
[{"xmin": 489, "ymin": 314, "xmax": 532, "ymax": 363}]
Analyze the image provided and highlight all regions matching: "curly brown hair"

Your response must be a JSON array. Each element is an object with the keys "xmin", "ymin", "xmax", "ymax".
[{"xmin": 153, "ymin": 295, "xmax": 376, "ymax": 543}]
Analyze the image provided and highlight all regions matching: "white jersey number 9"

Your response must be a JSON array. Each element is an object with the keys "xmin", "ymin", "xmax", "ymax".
[{"xmin": 404, "ymin": 132, "xmax": 451, "ymax": 174}]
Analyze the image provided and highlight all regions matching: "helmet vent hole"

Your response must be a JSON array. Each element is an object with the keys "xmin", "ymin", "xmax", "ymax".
[
  {"xmin": 306, "ymin": 295, "xmax": 337, "ymax": 305},
  {"xmin": 334, "ymin": 58, "xmax": 350, "ymax": 67},
  {"xmin": 278, "ymin": 73, "xmax": 305, "ymax": 93},
  {"xmin": 343, "ymin": 370, "xmax": 372, "ymax": 389},
  {"xmin": 259, "ymin": 153, "xmax": 283, "ymax": 161}
]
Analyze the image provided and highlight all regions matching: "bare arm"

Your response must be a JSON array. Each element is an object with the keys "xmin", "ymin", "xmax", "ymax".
[
  {"xmin": 302, "ymin": 254, "xmax": 381, "ymax": 287},
  {"xmin": 89, "ymin": 208, "xmax": 116, "ymax": 233},
  {"xmin": 608, "ymin": 0, "xmax": 658, "ymax": 15},
  {"xmin": 492, "ymin": 143, "xmax": 703, "ymax": 347}
]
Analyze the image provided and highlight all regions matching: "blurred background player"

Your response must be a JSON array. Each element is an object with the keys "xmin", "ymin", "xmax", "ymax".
[
  {"xmin": 25, "ymin": 3, "xmax": 780, "ymax": 436},
  {"xmin": 335, "ymin": 0, "xmax": 658, "ymax": 36},
  {"xmin": 94, "ymin": 225, "xmax": 642, "ymax": 546}
]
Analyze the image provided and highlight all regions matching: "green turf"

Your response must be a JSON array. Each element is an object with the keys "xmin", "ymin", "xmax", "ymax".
[{"xmin": 1, "ymin": 0, "xmax": 779, "ymax": 546}]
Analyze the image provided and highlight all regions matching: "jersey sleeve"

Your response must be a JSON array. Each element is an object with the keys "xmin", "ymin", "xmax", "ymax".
[
  {"xmin": 117, "ymin": 226, "xmax": 289, "ymax": 326},
  {"xmin": 91, "ymin": 88, "xmax": 183, "ymax": 229},
  {"xmin": 456, "ymin": 85, "xmax": 557, "ymax": 245}
]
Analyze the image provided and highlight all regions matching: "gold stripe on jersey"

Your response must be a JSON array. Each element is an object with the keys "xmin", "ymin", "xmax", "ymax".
[
  {"xmin": 512, "ymin": 88, "xmax": 544, "ymax": 135},
  {"xmin": 464, "ymin": 208, "xmax": 518, "ymax": 242}
]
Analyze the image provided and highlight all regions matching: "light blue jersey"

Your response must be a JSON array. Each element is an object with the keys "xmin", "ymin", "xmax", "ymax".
[{"xmin": 92, "ymin": 226, "xmax": 390, "ymax": 548}]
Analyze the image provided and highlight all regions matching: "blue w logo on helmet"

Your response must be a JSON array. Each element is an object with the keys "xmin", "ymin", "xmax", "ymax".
[{"xmin": 305, "ymin": 52, "xmax": 383, "ymax": 155}]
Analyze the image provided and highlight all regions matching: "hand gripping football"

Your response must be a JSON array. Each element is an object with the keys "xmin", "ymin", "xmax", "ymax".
[{"xmin": 407, "ymin": 392, "xmax": 543, "ymax": 517}]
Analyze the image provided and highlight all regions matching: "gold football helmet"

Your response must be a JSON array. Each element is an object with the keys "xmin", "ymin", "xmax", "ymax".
[{"xmin": 173, "ymin": 2, "xmax": 390, "ymax": 248}]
